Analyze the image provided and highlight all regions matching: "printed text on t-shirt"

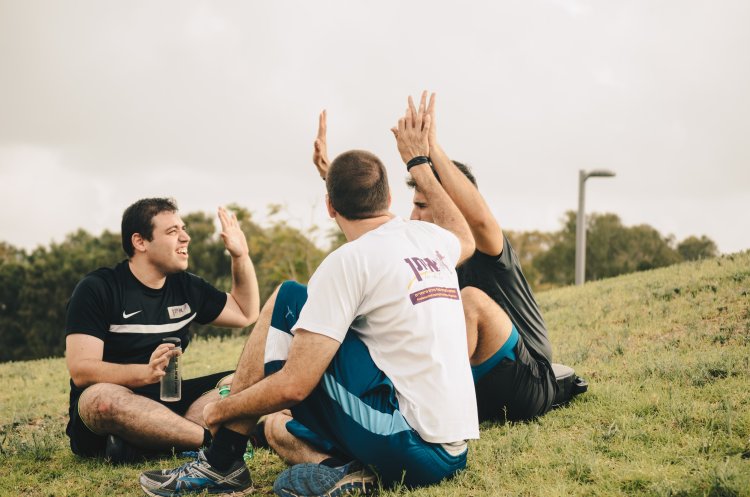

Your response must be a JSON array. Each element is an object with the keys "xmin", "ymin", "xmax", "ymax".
[
  {"xmin": 404, "ymin": 250, "xmax": 452, "ymax": 283},
  {"xmin": 404, "ymin": 252, "xmax": 458, "ymax": 304}
]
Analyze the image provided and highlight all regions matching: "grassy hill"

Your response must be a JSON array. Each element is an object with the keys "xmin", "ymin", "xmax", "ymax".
[{"xmin": 1, "ymin": 251, "xmax": 749, "ymax": 496}]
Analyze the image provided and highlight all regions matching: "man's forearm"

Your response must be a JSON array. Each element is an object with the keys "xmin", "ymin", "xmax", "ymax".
[
  {"xmin": 410, "ymin": 163, "xmax": 475, "ymax": 262},
  {"xmin": 70, "ymin": 359, "xmax": 153, "ymax": 389},
  {"xmin": 430, "ymin": 143, "xmax": 495, "ymax": 227},
  {"xmin": 430, "ymin": 143, "xmax": 504, "ymax": 255},
  {"xmin": 209, "ymin": 368, "xmax": 305, "ymax": 429},
  {"xmin": 229, "ymin": 254, "xmax": 260, "ymax": 324}
]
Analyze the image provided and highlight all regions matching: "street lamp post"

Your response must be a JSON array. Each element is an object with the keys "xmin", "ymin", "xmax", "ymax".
[{"xmin": 575, "ymin": 169, "xmax": 616, "ymax": 285}]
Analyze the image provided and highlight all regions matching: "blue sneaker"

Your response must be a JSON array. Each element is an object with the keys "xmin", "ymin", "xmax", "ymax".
[
  {"xmin": 273, "ymin": 461, "xmax": 376, "ymax": 497},
  {"xmin": 139, "ymin": 450, "xmax": 253, "ymax": 496}
]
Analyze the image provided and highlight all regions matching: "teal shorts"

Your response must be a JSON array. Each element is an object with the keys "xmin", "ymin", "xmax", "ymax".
[{"xmin": 265, "ymin": 281, "xmax": 468, "ymax": 488}]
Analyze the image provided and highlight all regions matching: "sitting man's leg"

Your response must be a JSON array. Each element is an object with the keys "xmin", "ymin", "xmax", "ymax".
[
  {"xmin": 260, "ymin": 282, "xmax": 337, "ymax": 466},
  {"xmin": 182, "ymin": 373, "xmax": 233, "ymax": 424},
  {"xmin": 461, "ymin": 286, "xmax": 556, "ymax": 422},
  {"xmin": 139, "ymin": 284, "xmax": 286, "ymax": 496},
  {"xmin": 265, "ymin": 410, "xmax": 332, "ymax": 465},
  {"xmin": 273, "ymin": 332, "xmax": 468, "ymax": 493},
  {"xmin": 73, "ymin": 371, "xmax": 231, "ymax": 460},
  {"xmin": 462, "ymin": 286, "xmax": 513, "ymax": 367}
]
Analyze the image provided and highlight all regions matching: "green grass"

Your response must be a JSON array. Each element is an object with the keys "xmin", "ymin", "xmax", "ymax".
[{"xmin": 2, "ymin": 252, "xmax": 749, "ymax": 496}]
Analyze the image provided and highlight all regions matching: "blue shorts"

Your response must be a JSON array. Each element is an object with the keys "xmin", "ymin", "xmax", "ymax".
[{"xmin": 264, "ymin": 281, "xmax": 468, "ymax": 488}]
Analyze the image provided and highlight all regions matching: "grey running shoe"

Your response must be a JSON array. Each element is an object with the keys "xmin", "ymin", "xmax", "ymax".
[
  {"xmin": 273, "ymin": 461, "xmax": 376, "ymax": 497},
  {"xmin": 139, "ymin": 449, "xmax": 253, "ymax": 496}
]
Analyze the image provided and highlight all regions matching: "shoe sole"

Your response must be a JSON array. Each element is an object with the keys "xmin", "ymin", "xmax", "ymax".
[
  {"xmin": 275, "ymin": 470, "xmax": 376, "ymax": 497},
  {"xmin": 140, "ymin": 483, "xmax": 255, "ymax": 497},
  {"xmin": 330, "ymin": 470, "xmax": 376, "ymax": 497}
]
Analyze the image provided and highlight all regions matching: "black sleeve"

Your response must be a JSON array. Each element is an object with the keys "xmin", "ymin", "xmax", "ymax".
[
  {"xmin": 472, "ymin": 233, "xmax": 515, "ymax": 272},
  {"xmin": 496, "ymin": 234, "xmax": 516, "ymax": 270},
  {"xmin": 186, "ymin": 272, "xmax": 228, "ymax": 325},
  {"xmin": 65, "ymin": 275, "xmax": 112, "ymax": 340}
]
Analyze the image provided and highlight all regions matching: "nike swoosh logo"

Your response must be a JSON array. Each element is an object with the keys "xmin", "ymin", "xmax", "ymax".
[{"xmin": 122, "ymin": 310, "xmax": 142, "ymax": 319}]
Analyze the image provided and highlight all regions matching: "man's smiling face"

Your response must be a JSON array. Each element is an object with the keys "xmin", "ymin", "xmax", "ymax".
[{"xmin": 144, "ymin": 211, "xmax": 191, "ymax": 274}]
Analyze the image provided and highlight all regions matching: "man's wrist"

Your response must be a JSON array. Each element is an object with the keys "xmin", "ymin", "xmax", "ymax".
[
  {"xmin": 140, "ymin": 364, "xmax": 155, "ymax": 387},
  {"xmin": 406, "ymin": 156, "xmax": 431, "ymax": 171},
  {"xmin": 230, "ymin": 250, "xmax": 250, "ymax": 261}
]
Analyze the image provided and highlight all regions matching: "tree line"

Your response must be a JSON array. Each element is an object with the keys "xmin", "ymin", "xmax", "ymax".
[
  {"xmin": 507, "ymin": 211, "xmax": 717, "ymax": 290},
  {"xmin": 0, "ymin": 206, "xmax": 716, "ymax": 362}
]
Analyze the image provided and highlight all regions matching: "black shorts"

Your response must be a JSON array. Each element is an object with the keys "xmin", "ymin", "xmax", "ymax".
[
  {"xmin": 474, "ymin": 336, "xmax": 557, "ymax": 422},
  {"xmin": 66, "ymin": 371, "xmax": 232, "ymax": 457}
]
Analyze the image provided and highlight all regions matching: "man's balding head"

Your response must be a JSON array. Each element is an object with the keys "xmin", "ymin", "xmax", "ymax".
[{"xmin": 327, "ymin": 150, "xmax": 390, "ymax": 220}]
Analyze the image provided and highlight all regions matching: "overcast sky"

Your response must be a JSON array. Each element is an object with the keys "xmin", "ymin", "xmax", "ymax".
[{"xmin": 1, "ymin": 0, "xmax": 748, "ymax": 255}]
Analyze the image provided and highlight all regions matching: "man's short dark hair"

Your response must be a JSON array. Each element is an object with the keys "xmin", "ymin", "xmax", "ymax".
[
  {"xmin": 121, "ymin": 198, "xmax": 178, "ymax": 257},
  {"xmin": 327, "ymin": 150, "xmax": 390, "ymax": 220},
  {"xmin": 406, "ymin": 160, "xmax": 477, "ymax": 189}
]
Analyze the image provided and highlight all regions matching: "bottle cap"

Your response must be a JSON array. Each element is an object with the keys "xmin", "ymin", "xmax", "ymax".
[{"xmin": 162, "ymin": 337, "xmax": 181, "ymax": 346}]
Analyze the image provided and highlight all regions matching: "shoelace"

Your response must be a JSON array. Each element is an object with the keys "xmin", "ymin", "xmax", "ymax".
[{"xmin": 169, "ymin": 455, "xmax": 204, "ymax": 478}]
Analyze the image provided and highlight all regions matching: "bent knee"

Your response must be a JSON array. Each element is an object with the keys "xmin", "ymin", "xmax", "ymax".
[
  {"xmin": 264, "ymin": 412, "xmax": 291, "ymax": 447},
  {"xmin": 79, "ymin": 383, "xmax": 132, "ymax": 420},
  {"xmin": 217, "ymin": 374, "xmax": 234, "ymax": 387},
  {"xmin": 461, "ymin": 286, "xmax": 492, "ymax": 317},
  {"xmin": 461, "ymin": 285, "xmax": 490, "ymax": 302},
  {"xmin": 461, "ymin": 286, "xmax": 512, "ymax": 331}
]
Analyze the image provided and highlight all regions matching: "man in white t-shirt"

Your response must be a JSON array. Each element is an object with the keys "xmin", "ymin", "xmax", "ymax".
[{"xmin": 139, "ymin": 100, "xmax": 478, "ymax": 497}]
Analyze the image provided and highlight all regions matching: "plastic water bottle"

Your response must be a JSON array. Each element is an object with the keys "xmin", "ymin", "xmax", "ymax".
[
  {"xmin": 217, "ymin": 384, "xmax": 254, "ymax": 460},
  {"xmin": 160, "ymin": 337, "xmax": 182, "ymax": 401}
]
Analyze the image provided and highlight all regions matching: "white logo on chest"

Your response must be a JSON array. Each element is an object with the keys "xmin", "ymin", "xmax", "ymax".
[{"xmin": 168, "ymin": 303, "xmax": 191, "ymax": 320}]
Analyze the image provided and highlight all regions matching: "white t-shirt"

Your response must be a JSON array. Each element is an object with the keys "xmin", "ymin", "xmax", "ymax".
[{"xmin": 293, "ymin": 216, "xmax": 479, "ymax": 443}]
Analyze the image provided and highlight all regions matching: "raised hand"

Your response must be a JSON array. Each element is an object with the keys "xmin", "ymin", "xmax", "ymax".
[
  {"xmin": 426, "ymin": 92, "xmax": 437, "ymax": 149},
  {"xmin": 312, "ymin": 110, "xmax": 330, "ymax": 180},
  {"xmin": 218, "ymin": 206, "xmax": 249, "ymax": 259},
  {"xmin": 392, "ymin": 92, "xmax": 432, "ymax": 164}
]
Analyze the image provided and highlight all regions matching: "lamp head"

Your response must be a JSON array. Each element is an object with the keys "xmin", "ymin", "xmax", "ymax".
[{"xmin": 586, "ymin": 169, "xmax": 616, "ymax": 179}]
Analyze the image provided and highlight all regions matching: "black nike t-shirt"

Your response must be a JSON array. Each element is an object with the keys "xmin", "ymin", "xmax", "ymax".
[
  {"xmin": 65, "ymin": 260, "xmax": 227, "ymax": 397},
  {"xmin": 457, "ymin": 234, "xmax": 553, "ymax": 365}
]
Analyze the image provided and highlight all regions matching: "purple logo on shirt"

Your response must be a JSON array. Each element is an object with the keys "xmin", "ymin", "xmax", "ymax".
[
  {"xmin": 404, "ymin": 250, "xmax": 453, "ymax": 282},
  {"xmin": 404, "ymin": 256, "xmax": 440, "ymax": 282}
]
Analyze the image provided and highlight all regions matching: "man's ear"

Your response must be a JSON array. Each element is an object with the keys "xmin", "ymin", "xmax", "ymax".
[
  {"xmin": 132, "ymin": 233, "xmax": 147, "ymax": 253},
  {"xmin": 387, "ymin": 192, "xmax": 392, "ymax": 208},
  {"xmin": 326, "ymin": 195, "xmax": 337, "ymax": 219}
]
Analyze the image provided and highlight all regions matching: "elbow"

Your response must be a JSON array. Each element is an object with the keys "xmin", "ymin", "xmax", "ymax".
[
  {"xmin": 235, "ymin": 313, "xmax": 258, "ymax": 329},
  {"xmin": 66, "ymin": 356, "xmax": 106, "ymax": 389},
  {"xmin": 278, "ymin": 372, "xmax": 315, "ymax": 404},
  {"xmin": 460, "ymin": 237, "xmax": 476, "ymax": 263},
  {"xmin": 68, "ymin": 367, "xmax": 93, "ymax": 389},
  {"xmin": 245, "ymin": 308, "xmax": 260, "ymax": 328},
  {"xmin": 229, "ymin": 309, "xmax": 259, "ymax": 329},
  {"xmin": 466, "ymin": 236, "xmax": 476, "ymax": 254},
  {"xmin": 238, "ymin": 298, "xmax": 260, "ymax": 328},
  {"xmin": 285, "ymin": 383, "xmax": 313, "ymax": 404}
]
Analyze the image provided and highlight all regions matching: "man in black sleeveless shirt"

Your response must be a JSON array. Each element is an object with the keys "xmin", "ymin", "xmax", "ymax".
[
  {"xmin": 404, "ymin": 93, "xmax": 557, "ymax": 422},
  {"xmin": 64, "ymin": 198, "xmax": 260, "ymax": 459}
]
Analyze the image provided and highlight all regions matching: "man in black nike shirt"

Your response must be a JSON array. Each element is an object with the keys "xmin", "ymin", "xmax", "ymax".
[{"xmin": 64, "ymin": 197, "xmax": 260, "ymax": 460}]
